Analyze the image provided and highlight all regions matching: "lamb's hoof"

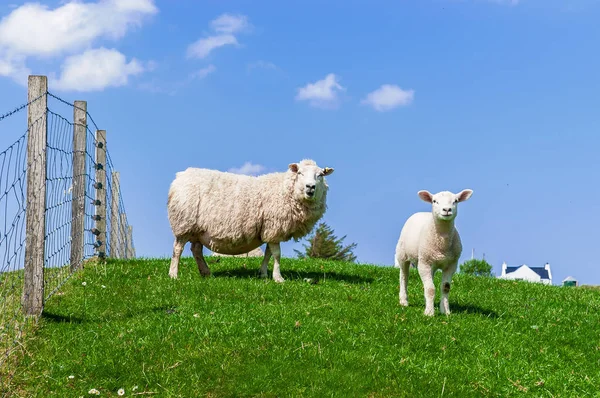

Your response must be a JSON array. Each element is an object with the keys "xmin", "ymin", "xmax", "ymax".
[
  {"xmin": 440, "ymin": 308, "xmax": 451, "ymax": 316},
  {"xmin": 424, "ymin": 309, "xmax": 435, "ymax": 317},
  {"xmin": 399, "ymin": 300, "xmax": 409, "ymax": 307},
  {"xmin": 273, "ymin": 275, "xmax": 285, "ymax": 283},
  {"xmin": 260, "ymin": 272, "xmax": 268, "ymax": 279},
  {"xmin": 169, "ymin": 272, "xmax": 178, "ymax": 279}
]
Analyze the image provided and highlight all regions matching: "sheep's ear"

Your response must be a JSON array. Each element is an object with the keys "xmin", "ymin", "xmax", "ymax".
[
  {"xmin": 322, "ymin": 167, "xmax": 334, "ymax": 176},
  {"xmin": 288, "ymin": 163, "xmax": 299, "ymax": 173},
  {"xmin": 456, "ymin": 189, "xmax": 473, "ymax": 202},
  {"xmin": 418, "ymin": 190, "xmax": 433, "ymax": 203}
]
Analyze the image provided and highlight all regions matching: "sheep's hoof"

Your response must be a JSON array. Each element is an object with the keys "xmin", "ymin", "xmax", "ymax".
[
  {"xmin": 424, "ymin": 309, "xmax": 435, "ymax": 317},
  {"xmin": 169, "ymin": 271, "xmax": 178, "ymax": 279},
  {"xmin": 260, "ymin": 272, "xmax": 268, "ymax": 279},
  {"xmin": 399, "ymin": 300, "xmax": 409, "ymax": 307},
  {"xmin": 273, "ymin": 275, "xmax": 285, "ymax": 283},
  {"xmin": 200, "ymin": 271, "xmax": 211, "ymax": 278}
]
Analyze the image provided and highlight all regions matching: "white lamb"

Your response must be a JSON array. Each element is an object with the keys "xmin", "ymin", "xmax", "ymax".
[
  {"xmin": 394, "ymin": 189, "xmax": 473, "ymax": 316},
  {"xmin": 167, "ymin": 159, "xmax": 334, "ymax": 282}
]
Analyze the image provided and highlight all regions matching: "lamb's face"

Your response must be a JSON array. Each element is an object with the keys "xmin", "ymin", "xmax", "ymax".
[
  {"xmin": 289, "ymin": 161, "xmax": 334, "ymax": 202},
  {"xmin": 418, "ymin": 189, "xmax": 473, "ymax": 221}
]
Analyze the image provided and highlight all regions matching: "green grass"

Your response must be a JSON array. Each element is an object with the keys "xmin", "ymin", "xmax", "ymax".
[
  {"xmin": 1, "ymin": 264, "xmax": 74, "ymax": 385},
  {"xmin": 1, "ymin": 268, "xmax": 28, "ymax": 381},
  {"xmin": 6, "ymin": 257, "xmax": 600, "ymax": 397}
]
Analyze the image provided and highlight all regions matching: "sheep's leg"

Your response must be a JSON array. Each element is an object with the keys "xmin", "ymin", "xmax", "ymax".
[
  {"xmin": 440, "ymin": 264, "xmax": 457, "ymax": 315},
  {"xmin": 259, "ymin": 245, "xmax": 272, "ymax": 278},
  {"xmin": 418, "ymin": 263, "xmax": 435, "ymax": 316},
  {"xmin": 191, "ymin": 241, "xmax": 211, "ymax": 277},
  {"xmin": 169, "ymin": 237, "xmax": 187, "ymax": 279},
  {"xmin": 268, "ymin": 242, "xmax": 285, "ymax": 283},
  {"xmin": 399, "ymin": 260, "xmax": 410, "ymax": 307}
]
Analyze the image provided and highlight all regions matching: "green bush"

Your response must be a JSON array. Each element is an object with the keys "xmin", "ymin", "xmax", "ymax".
[{"xmin": 460, "ymin": 258, "xmax": 493, "ymax": 277}]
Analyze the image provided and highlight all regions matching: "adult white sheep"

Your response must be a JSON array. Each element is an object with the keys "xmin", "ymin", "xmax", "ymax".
[
  {"xmin": 394, "ymin": 189, "xmax": 473, "ymax": 316},
  {"xmin": 167, "ymin": 159, "xmax": 334, "ymax": 282}
]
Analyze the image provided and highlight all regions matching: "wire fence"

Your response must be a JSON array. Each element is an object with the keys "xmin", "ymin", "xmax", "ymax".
[{"xmin": 0, "ymin": 75, "xmax": 135, "ymax": 381}]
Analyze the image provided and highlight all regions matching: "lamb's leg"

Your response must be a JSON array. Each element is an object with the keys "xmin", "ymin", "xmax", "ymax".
[
  {"xmin": 191, "ymin": 241, "xmax": 210, "ymax": 277},
  {"xmin": 418, "ymin": 263, "xmax": 435, "ymax": 316},
  {"xmin": 259, "ymin": 245, "xmax": 272, "ymax": 278},
  {"xmin": 268, "ymin": 242, "xmax": 285, "ymax": 283},
  {"xmin": 169, "ymin": 237, "xmax": 187, "ymax": 279},
  {"xmin": 399, "ymin": 260, "xmax": 410, "ymax": 307},
  {"xmin": 440, "ymin": 264, "xmax": 457, "ymax": 315}
]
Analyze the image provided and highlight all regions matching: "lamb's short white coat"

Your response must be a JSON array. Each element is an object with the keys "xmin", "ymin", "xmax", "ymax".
[
  {"xmin": 394, "ymin": 189, "xmax": 473, "ymax": 316},
  {"xmin": 167, "ymin": 159, "xmax": 334, "ymax": 282}
]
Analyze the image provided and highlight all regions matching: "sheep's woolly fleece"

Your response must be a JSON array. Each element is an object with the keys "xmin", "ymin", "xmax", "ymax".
[
  {"xmin": 395, "ymin": 189, "xmax": 473, "ymax": 316},
  {"xmin": 167, "ymin": 159, "xmax": 332, "ymax": 255}
]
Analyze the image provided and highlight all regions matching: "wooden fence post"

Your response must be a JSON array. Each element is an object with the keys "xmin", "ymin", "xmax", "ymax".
[
  {"xmin": 22, "ymin": 75, "xmax": 48, "ymax": 316},
  {"xmin": 110, "ymin": 171, "xmax": 120, "ymax": 258},
  {"xmin": 119, "ymin": 213, "xmax": 127, "ymax": 259},
  {"xmin": 127, "ymin": 225, "xmax": 134, "ymax": 258},
  {"xmin": 95, "ymin": 130, "xmax": 107, "ymax": 258},
  {"xmin": 70, "ymin": 101, "xmax": 87, "ymax": 271}
]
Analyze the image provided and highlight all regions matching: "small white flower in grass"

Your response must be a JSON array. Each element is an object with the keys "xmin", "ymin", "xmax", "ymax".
[
  {"xmin": 132, "ymin": 386, "xmax": 138, "ymax": 391},
  {"xmin": 88, "ymin": 388, "xmax": 100, "ymax": 395},
  {"xmin": 193, "ymin": 313, "xmax": 200, "ymax": 318},
  {"xmin": 101, "ymin": 285, "xmax": 106, "ymax": 289},
  {"xmin": 118, "ymin": 388, "xmax": 125, "ymax": 396},
  {"xmin": 68, "ymin": 375, "xmax": 75, "ymax": 379},
  {"xmin": 82, "ymin": 282, "xmax": 87, "ymax": 286}
]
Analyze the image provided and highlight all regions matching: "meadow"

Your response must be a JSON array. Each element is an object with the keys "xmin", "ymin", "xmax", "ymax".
[{"xmin": 5, "ymin": 256, "xmax": 600, "ymax": 397}]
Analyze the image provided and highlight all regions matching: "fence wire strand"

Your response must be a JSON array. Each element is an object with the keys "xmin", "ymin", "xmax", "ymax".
[
  {"xmin": 0, "ymin": 89, "xmax": 134, "ymax": 380},
  {"xmin": 0, "ymin": 102, "xmax": 46, "ymax": 377}
]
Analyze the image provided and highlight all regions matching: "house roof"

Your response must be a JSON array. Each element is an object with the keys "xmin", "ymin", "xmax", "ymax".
[
  {"xmin": 505, "ymin": 265, "xmax": 550, "ymax": 280},
  {"xmin": 563, "ymin": 276, "xmax": 577, "ymax": 282},
  {"xmin": 530, "ymin": 267, "xmax": 550, "ymax": 279}
]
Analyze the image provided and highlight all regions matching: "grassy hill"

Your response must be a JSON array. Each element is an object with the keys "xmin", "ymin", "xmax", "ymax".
[{"xmin": 5, "ymin": 257, "xmax": 600, "ymax": 397}]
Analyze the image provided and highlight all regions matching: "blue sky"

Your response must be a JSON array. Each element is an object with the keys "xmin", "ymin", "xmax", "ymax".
[{"xmin": 1, "ymin": 0, "xmax": 599, "ymax": 285}]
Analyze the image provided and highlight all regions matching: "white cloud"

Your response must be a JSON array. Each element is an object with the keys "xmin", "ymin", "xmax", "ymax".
[
  {"xmin": 211, "ymin": 14, "xmax": 249, "ymax": 34},
  {"xmin": 295, "ymin": 73, "xmax": 345, "ymax": 109},
  {"xmin": 228, "ymin": 162, "xmax": 265, "ymax": 176},
  {"xmin": 187, "ymin": 13, "xmax": 250, "ymax": 59},
  {"xmin": 0, "ymin": 0, "xmax": 156, "ymax": 86},
  {"xmin": 0, "ymin": 0, "xmax": 157, "ymax": 58},
  {"xmin": 0, "ymin": 55, "xmax": 29, "ymax": 82},
  {"xmin": 361, "ymin": 84, "xmax": 414, "ymax": 112},
  {"xmin": 53, "ymin": 48, "xmax": 144, "ymax": 92},
  {"xmin": 187, "ymin": 35, "xmax": 238, "ymax": 59},
  {"xmin": 191, "ymin": 64, "xmax": 216, "ymax": 79}
]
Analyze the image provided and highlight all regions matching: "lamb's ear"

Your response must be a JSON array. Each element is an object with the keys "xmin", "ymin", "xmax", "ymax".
[
  {"xmin": 456, "ymin": 189, "xmax": 473, "ymax": 202},
  {"xmin": 418, "ymin": 190, "xmax": 433, "ymax": 203},
  {"xmin": 288, "ymin": 163, "xmax": 299, "ymax": 173},
  {"xmin": 322, "ymin": 167, "xmax": 334, "ymax": 176}
]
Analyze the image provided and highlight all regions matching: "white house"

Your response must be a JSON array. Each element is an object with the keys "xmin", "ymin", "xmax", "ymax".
[
  {"xmin": 562, "ymin": 276, "xmax": 578, "ymax": 287},
  {"xmin": 499, "ymin": 262, "xmax": 552, "ymax": 285}
]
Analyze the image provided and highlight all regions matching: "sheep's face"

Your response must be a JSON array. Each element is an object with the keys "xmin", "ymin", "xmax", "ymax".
[
  {"xmin": 418, "ymin": 189, "xmax": 473, "ymax": 221},
  {"xmin": 289, "ymin": 161, "xmax": 334, "ymax": 202}
]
